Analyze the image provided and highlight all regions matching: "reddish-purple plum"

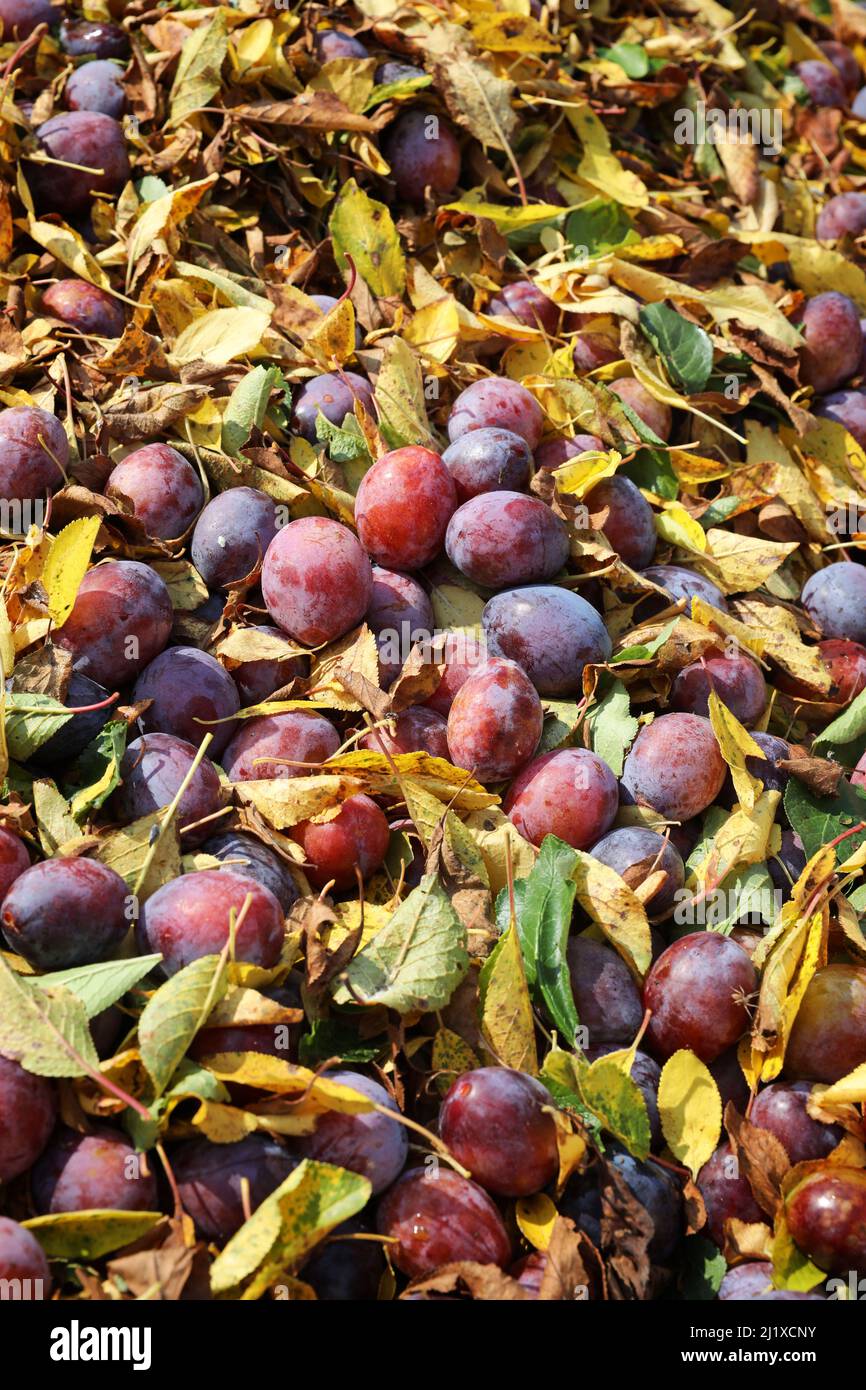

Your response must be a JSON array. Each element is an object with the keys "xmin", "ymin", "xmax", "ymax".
[
  {"xmin": 1, "ymin": 857, "xmax": 128, "ymax": 971},
  {"xmin": 535, "ymin": 434, "xmax": 603, "ymax": 469},
  {"xmin": 644, "ymin": 933, "xmax": 757, "ymax": 1063},
  {"xmin": 482, "ymin": 585, "xmax": 611, "ymax": 696},
  {"xmin": 799, "ymin": 292, "xmax": 862, "ymax": 395},
  {"xmin": 366, "ymin": 567, "xmax": 434, "ymax": 685},
  {"xmin": 132, "ymin": 647, "xmax": 239, "ymax": 758},
  {"xmin": 505, "ymin": 747, "xmax": 619, "ymax": 849},
  {"xmin": 295, "ymin": 1071, "xmax": 407, "ymax": 1192},
  {"xmin": 262, "ymin": 517, "xmax": 372, "ymax": 645},
  {"xmin": 439, "ymin": 1067, "xmax": 558, "ymax": 1197},
  {"xmin": 568, "ymin": 935, "xmax": 643, "ymax": 1045},
  {"xmin": 191, "ymin": 487, "xmax": 278, "ymax": 589},
  {"xmin": 0, "ymin": 1217, "xmax": 50, "ymax": 1295},
  {"xmin": 441, "ymin": 428, "xmax": 531, "ymax": 503},
  {"xmin": 31, "ymin": 112, "xmax": 130, "ymax": 216},
  {"xmin": 0, "ymin": 827, "xmax": 29, "ymax": 900},
  {"xmin": 586, "ymin": 474, "xmax": 656, "ymax": 569},
  {"xmin": 0, "ymin": 1054, "xmax": 55, "ymax": 1182},
  {"xmin": 114, "ymin": 732, "xmax": 223, "ymax": 842},
  {"xmin": 291, "ymin": 794, "xmax": 389, "ymax": 890},
  {"xmin": 229, "ymin": 625, "xmax": 307, "ymax": 706},
  {"xmin": 816, "ymin": 191, "xmax": 866, "ymax": 242},
  {"xmin": 54, "ymin": 560, "xmax": 172, "ymax": 688},
  {"xmin": 377, "ymin": 1168, "xmax": 511, "ymax": 1276},
  {"xmin": 423, "ymin": 629, "xmax": 489, "ymax": 716},
  {"xmin": 0, "ymin": 0, "xmax": 59, "ymax": 38},
  {"xmin": 360, "ymin": 706, "xmax": 450, "ymax": 760},
  {"xmin": 106, "ymin": 443, "xmax": 203, "ymax": 540},
  {"xmin": 697, "ymin": 1143, "xmax": 764, "ymax": 1247},
  {"xmin": 750, "ymin": 1081, "xmax": 842, "ymax": 1164},
  {"xmin": 621, "ymin": 713, "xmax": 726, "ymax": 821},
  {"xmin": 795, "ymin": 59, "xmax": 848, "ymax": 107},
  {"xmin": 32, "ymin": 1126, "xmax": 158, "ymax": 1214},
  {"xmin": 66, "ymin": 59, "xmax": 125, "ymax": 118},
  {"xmin": 611, "ymin": 378, "xmax": 672, "ymax": 441},
  {"xmin": 221, "ymin": 710, "xmax": 340, "ymax": 782},
  {"xmin": 447, "ymin": 657, "xmax": 542, "ymax": 782},
  {"xmin": 785, "ymin": 964, "xmax": 866, "ymax": 1082},
  {"xmin": 786, "ymin": 1167, "xmax": 866, "ymax": 1273},
  {"xmin": 137, "ymin": 868, "xmax": 284, "ymax": 976},
  {"xmin": 43, "ymin": 278, "xmax": 125, "ymax": 336},
  {"xmin": 291, "ymin": 371, "xmax": 374, "ymax": 443},
  {"xmin": 671, "ymin": 649, "xmax": 767, "ymax": 724},
  {"xmin": 589, "ymin": 827, "xmax": 684, "ymax": 916},
  {"xmin": 383, "ymin": 109, "xmax": 461, "ymax": 205},
  {"xmin": 448, "ymin": 378, "xmax": 544, "ymax": 450},
  {"xmin": 355, "ymin": 447, "xmax": 458, "ymax": 570},
  {"xmin": 642, "ymin": 563, "xmax": 728, "ymax": 611},
  {"xmin": 60, "ymin": 17, "xmax": 128, "ymax": 56},
  {"xmin": 201, "ymin": 831, "xmax": 300, "ymax": 912},
  {"xmin": 0, "ymin": 404, "xmax": 68, "ymax": 504},
  {"xmin": 173, "ymin": 1135, "xmax": 297, "ymax": 1241},
  {"xmin": 446, "ymin": 492, "xmax": 569, "ymax": 588}
]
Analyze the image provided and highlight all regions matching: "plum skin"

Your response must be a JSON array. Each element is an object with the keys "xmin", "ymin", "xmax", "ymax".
[
  {"xmin": 423, "ymin": 630, "xmax": 489, "ymax": 716},
  {"xmin": 106, "ymin": 443, "xmax": 203, "ymax": 541},
  {"xmin": 588, "ymin": 826, "xmax": 684, "ymax": 915},
  {"xmin": 201, "ymin": 831, "xmax": 300, "ymax": 912},
  {"xmin": 294, "ymin": 1071, "xmax": 408, "ymax": 1194},
  {"xmin": 114, "ymin": 733, "xmax": 224, "ymax": 844},
  {"xmin": 504, "ymin": 747, "xmax": 619, "ymax": 850},
  {"xmin": 447, "ymin": 657, "xmax": 543, "ymax": 783},
  {"xmin": 620, "ymin": 712, "xmax": 727, "ymax": 822},
  {"xmin": 643, "ymin": 933, "xmax": 758, "ymax": 1063},
  {"xmin": 801, "ymin": 562, "xmax": 866, "ymax": 644},
  {"xmin": 172, "ymin": 1135, "xmax": 298, "ymax": 1242},
  {"xmin": 749, "ymin": 1081, "xmax": 842, "ymax": 1164},
  {"xmin": 448, "ymin": 377, "xmax": 544, "ymax": 451},
  {"xmin": 376, "ymin": 1167, "xmax": 511, "ymax": 1277},
  {"xmin": 133, "ymin": 647, "xmax": 240, "ymax": 758},
  {"xmin": 1, "ymin": 857, "xmax": 129, "ymax": 971},
  {"xmin": 262, "ymin": 516, "xmax": 372, "ymax": 646},
  {"xmin": 32, "ymin": 1127, "xmax": 158, "ymax": 1214},
  {"xmin": 611, "ymin": 378, "xmax": 672, "ymax": 442},
  {"xmin": 191, "ymin": 487, "xmax": 279, "ymax": 590},
  {"xmin": 697, "ymin": 1142, "xmax": 764, "ymax": 1247},
  {"xmin": 670, "ymin": 650, "xmax": 767, "ymax": 725},
  {"xmin": 0, "ymin": 1053, "xmax": 56, "ymax": 1182},
  {"xmin": 360, "ymin": 707, "xmax": 450, "ymax": 760},
  {"xmin": 366, "ymin": 567, "xmax": 434, "ymax": 685},
  {"xmin": 0, "ymin": 826, "xmax": 29, "ymax": 900},
  {"xmin": 445, "ymin": 491, "xmax": 570, "ymax": 589},
  {"xmin": 66, "ymin": 59, "xmax": 126, "ymax": 119},
  {"xmin": 355, "ymin": 447, "xmax": 458, "ymax": 570},
  {"xmin": 586, "ymin": 474, "xmax": 657, "ymax": 569},
  {"xmin": 291, "ymin": 794, "xmax": 390, "ymax": 890},
  {"xmin": 441, "ymin": 428, "xmax": 532, "ymax": 504},
  {"xmin": 0, "ymin": 1217, "xmax": 51, "ymax": 1295},
  {"xmin": 383, "ymin": 109, "xmax": 461, "ymax": 205},
  {"xmin": 786, "ymin": 1167, "xmax": 866, "ymax": 1274},
  {"xmin": 568, "ymin": 935, "xmax": 643, "ymax": 1045},
  {"xmin": 43, "ymin": 279, "xmax": 125, "ymax": 336},
  {"xmin": 482, "ymin": 586, "xmax": 611, "ymax": 697},
  {"xmin": 291, "ymin": 371, "xmax": 374, "ymax": 443},
  {"xmin": 31, "ymin": 111, "xmax": 131, "ymax": 216},
  {"xmin": 229, "ymin": 625, "xmax": 308, "ymax": 706},
  {"xmin": 221, "ymin": 710, "xmax": 340, "ymax": 783},
  {"xmin": 54, "ymin": 559, "xmax": 173, "ymax": 689},
  {"xmin": 0, "ymin": 0, "xmax": 60, "ymax": 39},
  {"xmin": 136, "ymin": 868, "xmax": 285, "ymax": 977},
  {"xmin": 0, "ymin": 404, "xmax": 69, "ymax": 505},
  {"xmin": 439, "ymin": 1068, "xmax": 558, "ymax": 1197},
  {"xmin": 799, "ymin": 292, "xmax": 862, "ymax": 396},
  {"xmin": 784, "ymin": 964, "xmax": 866, "ymax": 1082}
]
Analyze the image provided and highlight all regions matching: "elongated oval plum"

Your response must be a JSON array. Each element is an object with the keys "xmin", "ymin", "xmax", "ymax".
[
  {"xmin": 799, "ymin": 292, "xmax": 862, "ymax": 395},
  {"xmin": 221, "ymin": 710, "xmax": 340, "ymax": 782},
  {"xmin": 295, "ymin": 1071, "xmax": 407, "ymax": 1193},
  {"xmin": 447, "ymin": 658, "xmax": 542, "ymax": 782},
  {"xmin": 534, "ymin": 434, "xmax": 604, "ymax": 470},
  {"xmin": 439, "ymin": 1068, "xmax": 558, "ymax": 1196},
  {"xmin": 642, "ymin": 563, "xmax": 728, "ymax": 612},
  {"xmin": 423, "ymin": 629, "xmax": 489, "ymax": 716},
  {"xmin": 43, "ymin": 279, "xmax": 125, "ymax": 337},
  {"xmin": 482, "ymin": 585, "xmax": 611, "ymax": 695},
  {"xmin": 355, "ymin": 447, "xmax": 457, "ymax": 570},
  {"xmin": 567, "ymin": 935, "xmax": 643, "ymax": 1045},
  {"xmin": 383, "ymin": 108, "xmax": 461, "ymax": 205},
  {"xmin": 643, "ymin": 933, "xmax": 757, "ymax": 1063},
  {"xmin": 795, "ymin": 59, "xmax": 848, "ymax": 107},
  {"xmin": 262, "ymin": 517, "xmax": 372, "ymax": 645},
  {"xmin": 0, "ymin": 827, "xmax": 29, "ymax": 900},
  {"xmin": 60, "ymin": 17, "xmax": 128, "ymax": 57},
  {"xmin": 697, "ymin": 1142, "xmax": 764, "ymax": 1247},
  {"xmin": 620, "ymin": 713, "xmax": 726, "ymax": 822},
  {"xmin": 784, "ymin": 964, "xmax": 866, "ymax": 1082},
  {"xmin": 366, "ymin": 568, "xmax": 434, "ymax": 684},
  {"xmin": 610, "ymin": 378, "xmax": 672, "ymax": 441},
  {"xmin": 32, "ymin": 1126, "xmax": 158, "ymax": 1214},
  {"xmin": 114, "ymin": 733, "xmax": 223, "ymax": 843},
  {"xmin": 137, "ymin": 868, "xmax": 285, "ymax": 976},
  {"xmin": 54, "ymin": 560, "xmax": 173, "ymax": 688},
  {"xmin": 1, "ymin": 857, "xmax": 128, "ymax": 971},
  {"xmin": 487, "ymin": 281, "xmax": 558, "ymax": 335},
  {"xmin": 446, "ymin": 492, "xmax": 569, "ymax": 589},
  {"xmin": 0, "ymin": 404, "xmax": 69, "ymax": 505},
  {"xmin": 786, "ymin": 1167, "xmax": 866, "ymax": 1273},
  {"xmin": 292, "ymin": 794, "xmax": 389, "ymax": 890},
  {"xmin": 504, "ymin": 747, "xmax": 619, "ymax": 849}
]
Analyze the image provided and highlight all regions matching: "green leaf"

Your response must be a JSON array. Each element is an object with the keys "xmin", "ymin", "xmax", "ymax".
[
  {"xmin": 314, "ymin": 410, "xmax": 373, "ymax": 464},
  {"xmin": 624, "ymin": 447, "xmax": 679, "ymax": 500},
  {"xmin": 784, "ymin": 776, "xmax": 866, "ymax": 862},
  {"xmin": 329, "ymin": 179, "xmax": 406, "ymax": 299},
  {"xmin": 639, "ymin": 303, "xmax": 714, "ymax": 394},
  {"xmin": 597, "ymin": 43, "xmax": 650, "ymax": 77},
  {"xmin": 612, "ymin": 617, "xmax": 679, "ymax": 664},
  {"xmin": 0, "ymin": 956, "xmax": 98, "ymax": 1077},
  {"xmin": 138, "ymin": 953, "xmax": 229, "ymax": 1098},
  {"xmin": 577, "ymin": 1056, "xmax": 652, "ymax": 1159},
  {"xmin": 586, "ymin": 679, "xmax": 638, "ymax": 776},
  {"xmin": 23, "ymin": 1211, "xmax": 163, "ymax": 1261},
  {"xmin": 565, "ymin": 197, "xmax": 638, "ymax": 257},
  {"xmin": 335, "ymin": 874, "xmax": 469, "ymax": 1013},
  {"xmin": 813, "ymin": 686, "xmax": 866, "ymax": 765},
  {"xmin": 34, "ymin": 956, "xmax": 161, "ymax": 1020},
  {"xmin": 32, "ymin": 778, "xmax": 79, "ymax": 856},
  {"xmin": 5, "ymin": 693, "xmax": 72, "ymax": 760},
  {"xmin": 169, "ymin": 8, "xmax": 229, "ymax": 127},
  {"xmin": 539, "ymin": 1047, "xmax": 602, "ymax": 1143},
  {"xmin": 298, "ymin": 1018, "xmax": 385, "ymax": 1067},
  {"xmin": 679, "ymin": 1236, "xmax": 727, "ymax": 1299},
  {"xmin": 210, "ymin": 1159, "xmax": 371, "ymax": 1299},
  {"xmin": 364, "ymin": 74, "xmax": 432, "ymax": 108},
  {"xmin": 64, "ymin": 720, "xmax": 127, "ymax": 820},
  {"xmin": 374, "ymin": 335, "xmax": 434, "ymax": 450},
  {"xmin": 513, "ymin": 835, "xmax": 580, "ymax": 1046},
  {"xmin": 221, "ymin": 365, "xmax": 283, "ymax": 457}
]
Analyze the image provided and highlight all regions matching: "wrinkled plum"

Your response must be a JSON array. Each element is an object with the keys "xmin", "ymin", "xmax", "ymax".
[
  {"xmin": 114, "ymin": 732, "xmax": 223, "ymax": 843},
  {"xmin": 54, "ymin": 559, "xmax": 173, "ymax": 688},
  {"xmin": 620, "ymin": 713, "xmax": 727, "ymax": 822},
  {"xmin": 447, "ymin": 657, "xmax": 542, "ymax": 782},
  {"xmin": 33, "ymin": 1126, "xmax": 158, "ymax": 1214},
  {"xmin": 446, "ymin": 492, "xmax": 569, "ymax": 589},
  {"xmin": 221, "ymin": 710, "xmax": 340, "ymax": 782},
  {"xmin": 643, "ymin": 933, "xmax": 757, "ymax": 1063},
  {"xmin": 191, "ymin": 487, "xmax": 278, "ymax": 590},
  {"xmin": 448, "ymin": 377, "xmax": 544, "ymax": 450},
  {"xmin": 505, "ymin": 747, "xmax": 619, "ymax": 849},
  {"xmin": 383, "ymin": 108, "xmax": 461, "ymax": 205},
  {"xmin": 137, "ymin": 868, "xmax": 285, "ymax": 976},
  {"xmin": 262, "ymin": 516, "xmax": 372, "ymax": 645},
  {"xmin": 355, "ymin": 447, "xmax": 457, "ymax": 570},
  {"xmin": 0, "ymin": 1054, "xmax": 55, "ymax": 1182},
  {"xmin": 377, "ymin": 1167, "xmax": 511, "ymax": 1277},
  {"xmin": 1, "ymin": 857, "xmax": 128, "ymax": 971}
]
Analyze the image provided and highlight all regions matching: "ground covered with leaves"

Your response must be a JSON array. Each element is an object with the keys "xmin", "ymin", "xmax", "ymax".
[{"xmin": 2, "ymin": 0, "xmax": 866, "ymax": 1305}]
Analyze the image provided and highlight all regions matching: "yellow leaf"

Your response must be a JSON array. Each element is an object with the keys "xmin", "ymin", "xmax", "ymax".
[
  {"xmin": 816, "ymin": 1063, "xmax": 866, "ymax": 1106},
  {"xmin": 462, "ymin": 806, "xmax": 537, "ymax": 895},
  {"xmin": 687, "ymin": 790, "xmax": 779, "ymax": 890},
  {"xmin": 655, "ymin": 500, "xmax": 707, "ymax": 553},
  {"xmin": 171, "ymin": 307, "xmax": 272, "ymax": 366},
  {"xmin": 479, "ymin": 924, "xmax": 538, "ymax": 1074},
  {"xmin": 572, "ymin": 852, "xmax": 652, "ymax": 978},
  {"xmin": 205, "ymin": 1053, "xmax": 377, "ymax": 1111},
  {"xmin": 657, "ymin": 1049, "xmax": 723, "ymax": 1180},
  {"xmin": 43, "ymin": 517, "xmax": 102, "ymax": 629},
  {"xmin": 745, "ymin": 421, "xmax": 829, "ymax": 543},
  {"xmin": 569, "ymin": 106, "xmax": 648, "ymax": 209},
  {"xmin": 429, "ymin": 584, "xmax": 486, "ymax": 629},
  {"xmin": 707, "ymin": 689, "xmax": 765, "ymax": 812},
  {"xmin": 404, "ymin": 296, "xmax": 460, "ymax": 364},
  {"xmin": 329, "ymin": 179, "xmax": 406, "ymax": 299},
  {"xmin": 432, "ymin": 1026, "xmax": 479, "ymax": 1095},
  {"xmin": 306, "ymin": 297, "xmax": 356, "ymax": 368},
  {"xmin": 441, "ymin": 197, "xmax": 565, "ymax": 235},
  {"xmin": 515, "ymin": 1193, "xmax": 559, "ymax": 1251},
  {"xmin": 28, "ymin": 217, "xmax": 113, "ymax": 293},
  {"xmin": 694, "ymin": 529, "xmax": 798, "ymax": 594},
  {"xmin": 553, "ymin": 449, "xmax": 622, "ymax": 499},
  {"xmin": 127, "ymin": 175, "xmax": 218, "ymax": 269}
]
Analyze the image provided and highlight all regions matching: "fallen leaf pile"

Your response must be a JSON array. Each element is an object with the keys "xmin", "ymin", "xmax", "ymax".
[{"xmin": 0, "ymin": 0, "xmax": 865, "ymax": 1305}]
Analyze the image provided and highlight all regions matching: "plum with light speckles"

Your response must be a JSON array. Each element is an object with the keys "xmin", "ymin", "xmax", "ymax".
[
  {"xmin": 221, "ymin": 710, "xmax": 340, "ymax": 782},
  {"xmin": 355, "ymin": 447, "xmax": 457, "ymax": 570},
  {"xmin": 441, "ymin": 428, "xmax": 532, "ymax": 503},
  {"xmin": 620, "ymin": 713, "xmax": 726, "ymax": 821},
  {"xmin": 446, "ymin": 491, "xmax": 569, "ymax": 589},
  {"xmin": 447, "ymin": 657, "xmax": 542, "ymax": 782},
  {"xmin": 504, "ymin": 747, "xmax": 618, "ymax": 849},
  {"xmin": 448, "ymin": 377, "xmax": 544, "ymax": 450},
  {"xmin": 137, "ymin": 869, "xmax": 285, "ymax": 977},
  {"xmin": 262, "ymin": 516, "xmax": 372, "ymax": 645},
  {"xmin": 33, "ymin": 1127, "xmax": 158, "ymax": 1214},
  {"xmin": 482, "ymin": 586, "xmax": 611, "ymax": 696}
]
